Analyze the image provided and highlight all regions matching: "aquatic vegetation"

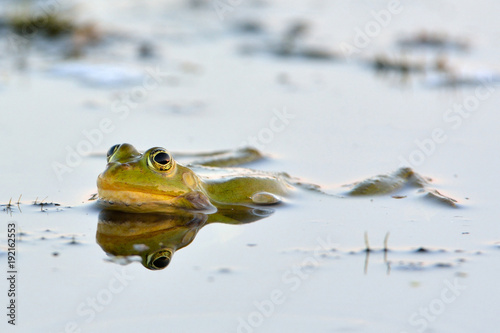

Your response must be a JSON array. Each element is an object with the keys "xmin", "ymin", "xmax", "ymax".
[
  {"xmin": 273, "ymin": 22, "xmax": 337, "ymax": 60},
  {"xmin": 398, "ymin": 31, "xmax": 469, "ymax": 51},
  {"xmin": 1, "ymin": 196, "xmax": 23, "ymax": 214},
  {"xmin": 32, "ymin": 197, "xmax": 61, "ymax": 212},
  {"xmin": 3, "ymin": 5, "xmax": 101, "ymax": 59},
  {"xmin": 1, "ymin": 196, "xmax": 65, "ymax": 214},
  {"xmin": 239, "ymin": 21, "xmax": 337, "ymax": 60},
  {"xmin": 372, "ymin": 51, "xmax": 500, "ymax": 88},
  {"xmin": 280, "ymin": 232, "xmax": 474, "ymax": 275},
  {"xmin": 8, "ymin": 12, "xmax": 75, "ymax": 38},
  {"xmin": 366, "ymin": 31, "xmax": 487, "ymax": 89},
  {"xmin": 372, "ymin": 54, "xmax": 425, "ymax": 74},
  {"xmin": 233, "ymin": 20, "xmax": 264, "ymax": 34}
]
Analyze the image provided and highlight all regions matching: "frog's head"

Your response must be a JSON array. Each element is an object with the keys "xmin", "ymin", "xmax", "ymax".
[{"xmin": 97, "ymin": 143, "xmax": 213, "ymax": 211}]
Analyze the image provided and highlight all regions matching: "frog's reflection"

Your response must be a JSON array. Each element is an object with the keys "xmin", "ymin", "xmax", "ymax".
[{"xmin": 96, "ymin": 206, "xmax": 274, "ymax": 270}]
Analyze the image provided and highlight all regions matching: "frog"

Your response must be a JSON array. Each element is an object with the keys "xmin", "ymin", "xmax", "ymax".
[
  {"xmin": 97, "ymin": 143, "xmax": 295, "ymax": 213},
  {"xmin": 97, "ymin": 143, "xmax": 458, "ymax": 213}
]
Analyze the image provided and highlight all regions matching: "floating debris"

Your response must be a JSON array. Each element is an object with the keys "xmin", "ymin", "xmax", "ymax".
[
  {"xmin": 391, "ymin": 260, "xmax": 456, "ymax": 271},
  {"xmin": 138, "ymin": 41, "xmax": 155, "ymax": 59},
  {"xmin": 398, "ymin": 31, "xmax": 469, "ymax": 51},
  {"xmin": 241, "ymin": 21, "xmax": 337, "ymax": 61},
  {"xmin": 158, "ymin": 100, "xmax": 207, "ymax": 116},
  {"xmin": 31, "ymin": 197, "xmax": 62, "ymax": 212},
  {"xmin": 415, "ymin": 247, "xmax": 430, "ymax": 253},
  {"xmin": 217, "ymin": 267, "xmax": 232, "ymax": 274},
  {"xmin": 371, "ymin": 54, "xmax": 425, "ymax": 74},
  {"xmin": 392, "ymin": 261, "xmax": 425, "ymax": 271},
  {"xmin": 410, "ymin": 281, "xmax": 421, "ymax": 288},
  {"xmin": 68, "ymin": 236, "xmax": 80, "ymax": 245},
  {"xmin": 425, "ymin": 189, "xmax": 458, "ymax": 207},
  {"xmin": 434, "ymin": 262, "xmax": 453, "ymax": 268},
  {"xmin": 233, "ymin": 20, "xmax": 264, "ymax": 34}
]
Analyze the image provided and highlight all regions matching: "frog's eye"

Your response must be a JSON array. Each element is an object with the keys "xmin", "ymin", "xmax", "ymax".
[
  {"xmin": 147, "ymin": 249, "xmax": 173, "ymax": 270},
  {"xmin": 152, "ymin": 256, "xmax": 170, "ymax": 269},
  {"xmin": 148, "ymin": 148, "xmax": 173, "ymax": 171},
  {"xmin": 106, "ymin": 144, "xmax": 120, "ymax": 161}
]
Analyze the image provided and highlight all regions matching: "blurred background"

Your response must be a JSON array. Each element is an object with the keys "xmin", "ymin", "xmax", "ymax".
[{"xmin": 1, "ymin": 0, "xmax": 500, "ymax": 201}]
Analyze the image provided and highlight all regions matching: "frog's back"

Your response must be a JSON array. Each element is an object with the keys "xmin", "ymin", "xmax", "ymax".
[{"xmin": 198, "ymin": 170, "xmax": 292, "ymax": 206}]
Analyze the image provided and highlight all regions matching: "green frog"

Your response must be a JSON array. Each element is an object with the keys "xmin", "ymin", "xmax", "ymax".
[
  {"xmin": 97, "ymin": 143, "xmax": 458, "ymax": 213},
  {"xmin": 97, "ymin": 143, "xmax": 294, "ymax": 213}
]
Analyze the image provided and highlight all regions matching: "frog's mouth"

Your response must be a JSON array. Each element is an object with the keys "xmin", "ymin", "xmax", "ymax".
[
  {"xmin": 97, "ymin": 174, "xmax": 177, "ymax": 201},
  {"xmin": 98, "ymin": 187, "xmax": 178, "ymax": 205},
  {"xmin": 97, "ymin": 186, "xmax": 216, "ymax": 213}
]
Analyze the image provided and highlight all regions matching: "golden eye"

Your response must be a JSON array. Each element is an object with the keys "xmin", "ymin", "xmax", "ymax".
[
  {"xmin": 147, "ymin": 249, "xmax": 173, "ymax": 270},
  {"xmin": 148, "ymin": 148, "xmax": 172, "ymax": 171},
  {"xmin": 106, "ymin": 144, "xmax": 120, "ymax": 161}
]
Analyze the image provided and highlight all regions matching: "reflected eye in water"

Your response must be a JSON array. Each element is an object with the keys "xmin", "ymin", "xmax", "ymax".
[
  {"xmin": 147, "ymin": 249, "xmax": 174, "ymax": 270},
  {"xmin": 153, "ymin": 257, "xmax": 170, "ymax": 269},
  {"xmin": 106, "ymin": 144, "xmax": 120, "ymax": 161}
]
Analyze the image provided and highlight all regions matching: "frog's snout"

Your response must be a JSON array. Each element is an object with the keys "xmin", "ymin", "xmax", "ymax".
[{"xmin": 102, "ymin": 163, "xmax": 133, "ymax": 177}]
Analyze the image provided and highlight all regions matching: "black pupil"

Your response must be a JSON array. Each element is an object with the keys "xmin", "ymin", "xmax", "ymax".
[
  {"xmin": 153, "ymin": 257, "xmax": 170, "ymax": 268},
  {"xmin": 107, "ymin": 145, "xmax": 119, "ymax": 157},
  {"xmin": 154, "ymin": 152, "xmax": 170, "ymax": 165}
]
